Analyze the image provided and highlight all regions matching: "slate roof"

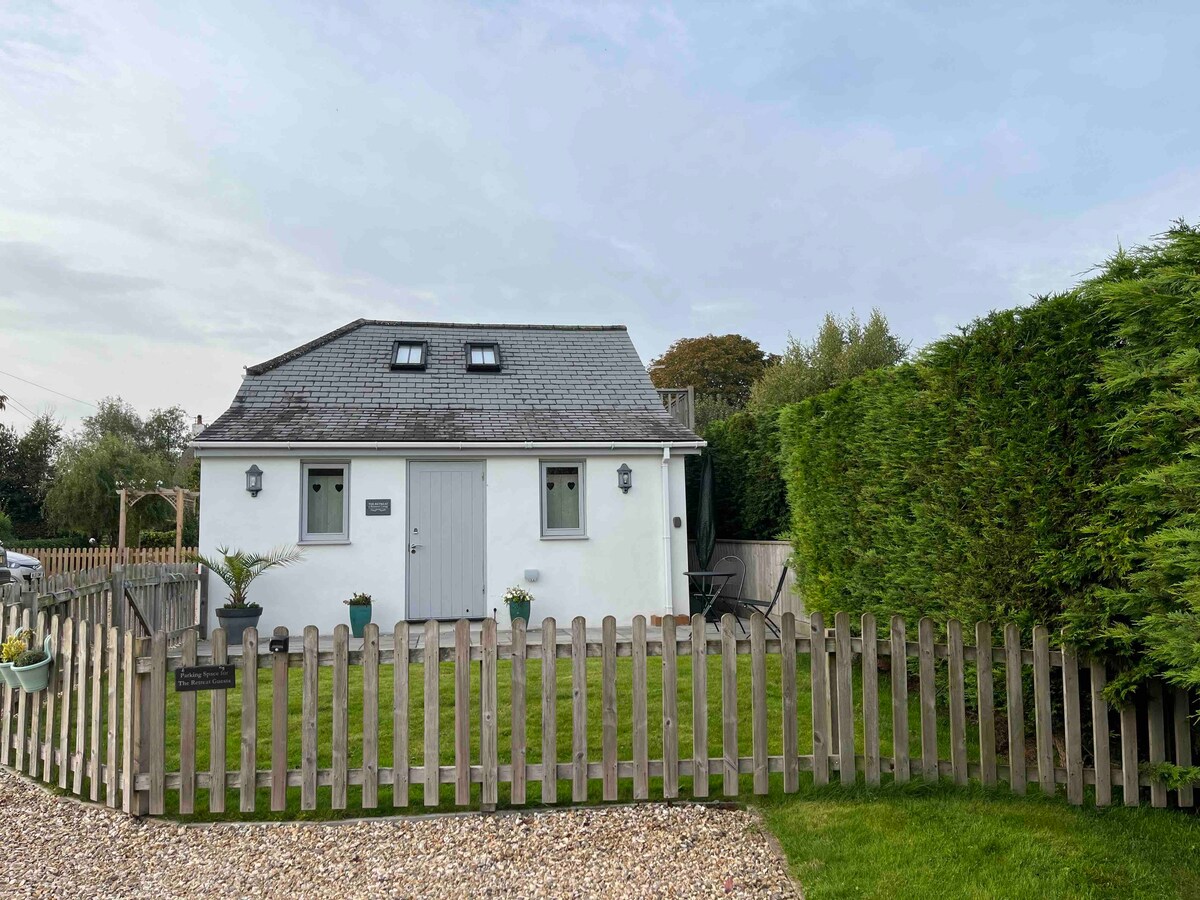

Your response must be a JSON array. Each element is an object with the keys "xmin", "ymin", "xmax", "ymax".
[{"xmin": 196, "ymin": 320, "xmax": 701, "ymax": 444}]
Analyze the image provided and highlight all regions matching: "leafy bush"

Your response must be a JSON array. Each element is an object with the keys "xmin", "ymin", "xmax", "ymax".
[
  {"xmin": 1, "ymin": 634, "xmax": 27, "ymax": 663},
  {"xmin": 0, "ymin": 509, "xmax": 14, "ymax": 543},
  {"xmin": 6, "ymin": 536, "xmax": 92, "ymax": 549},
  {"xmin": 138, "ymin": 530, "xmax": 175, "ymax": 548},
  {"xmin": 779, "ymin": 223, "xmax": 1200, "ymax": 695},
  {"xmin": 343, "ymin": 592, "xmax": 372, "ymax": 606}
]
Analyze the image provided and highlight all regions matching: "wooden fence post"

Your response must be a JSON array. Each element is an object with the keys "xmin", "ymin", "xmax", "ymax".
[
  {"xmin": 130, "ymin": 635, "xmax": 150, "ymax": 816},
  {"xmin": 918, "ymin": 617, "xmax": 938, "ymax": 782},
  {"xmin": 110, "ymin": 565, "xmax": 126, "ymax": 634},
  {"xmin": 481, "ymin": 617, "xmax": 498, "ymax": 811},
  {"xmin": 541, "ymin": 618, "xmax": 558, "ymax": 805},
  {"xmin": 662, "ymin": 614, "xmax": 679, "ymax": 800},
  {"xmin": 632, "ymin": 615, "xmax": 649, "ymax": 800},
  {"xmin": 601, "ymin": 616, "xmax": 618, "ymax": 802},
  {"xmin": 890, "ymin": 617, "xmax": 909, "ymax": 784},
  {"xmin": 270, "ymin": 626, "xmax": 290, "ymax": 812},
  {"xmin": 809, "ymin": 612, "xmax": 829, "ymax": 786}
]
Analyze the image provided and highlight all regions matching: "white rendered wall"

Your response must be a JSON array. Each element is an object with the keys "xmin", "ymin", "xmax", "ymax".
[{"xmin": 197, "ymin": 451, "xmax": 691, "ymax": 634}]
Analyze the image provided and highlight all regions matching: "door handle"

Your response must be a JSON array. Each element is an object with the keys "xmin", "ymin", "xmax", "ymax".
[{"xmin": 409, "ymin": 543, "xmax": 423, "ymax": 554}]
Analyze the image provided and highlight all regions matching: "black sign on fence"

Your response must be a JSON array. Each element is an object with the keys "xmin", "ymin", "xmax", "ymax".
[
  {"xmin": 174, "ymin": 665, "xmax": 237, "ymax": 692},
  {"xmin": 365, "ymin": 498, "xmax": 392, "ymax": 516}
]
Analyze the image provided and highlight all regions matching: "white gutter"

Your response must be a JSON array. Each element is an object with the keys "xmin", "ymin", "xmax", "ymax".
[
  {"xmin": 661, "ymin": 446, "xmax": 673, "ymax": 617},
  {"xmin": 192, "ymin": 439, "xmax": 706, "ymax": 452}
]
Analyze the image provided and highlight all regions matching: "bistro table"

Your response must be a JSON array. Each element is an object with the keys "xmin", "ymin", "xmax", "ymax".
[{"xmin": 684, "ymin": 570, "xmax": 737, "ymax": 624}]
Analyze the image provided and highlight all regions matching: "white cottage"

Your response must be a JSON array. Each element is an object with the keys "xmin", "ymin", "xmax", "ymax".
[{"xmin": 193, "ymin": 320, "xmax": 704, "ymax": 634}]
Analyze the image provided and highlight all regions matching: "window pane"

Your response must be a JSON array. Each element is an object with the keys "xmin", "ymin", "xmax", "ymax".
[
  {"xmin": 545, "ymin": 465, "xmax": 580, "ymax": 530},
  {"xmin": 307, "ymin": 467, "xmax": 345, "ymax": 535},
  {"xmin": 396, "ymin": 343, "xmax": 422, "ymax": 365},
  {"xmin": 469, "ymin": 344, "xmax": 497, "ymax": 366}
]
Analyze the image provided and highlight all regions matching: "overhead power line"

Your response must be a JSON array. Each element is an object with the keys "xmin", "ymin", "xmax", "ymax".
[{"xmin": 0, "ymin": 368, "xmax": 97, "ymax": 408}]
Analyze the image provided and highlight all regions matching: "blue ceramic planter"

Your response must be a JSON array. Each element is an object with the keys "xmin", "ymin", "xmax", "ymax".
[
  {"xmin": 508, "ymin": 600, "xmax": 531, "ymax": 625},
  {"xmin": 348, "ymin": 604, "xmax": 372, "ymax": 638}
]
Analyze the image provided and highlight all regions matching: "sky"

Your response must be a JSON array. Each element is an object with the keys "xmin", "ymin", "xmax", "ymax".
[{"xmin": 1, "ymin": 0, "xmax": 1198, "ymax": 433}]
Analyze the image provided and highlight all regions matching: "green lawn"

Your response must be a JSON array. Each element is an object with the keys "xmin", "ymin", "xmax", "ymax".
[{"xmin": 756, "ymin": 782, "xmax": 1200, "ymax": 899}]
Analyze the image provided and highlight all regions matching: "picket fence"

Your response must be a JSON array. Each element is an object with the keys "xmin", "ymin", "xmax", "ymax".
[
  {"xmin": 2, "ymin": 608, "xmax": 1195, "ymax": 818},
  {"xmin": 7, "ymin": 547, "xmax": 198, "ymax": 578},
  {"xmin": 0, "ymin": 564, "xmax": 203, "ymax": 640}
]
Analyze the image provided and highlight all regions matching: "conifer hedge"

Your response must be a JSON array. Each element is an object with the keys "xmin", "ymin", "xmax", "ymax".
[
  {"xmin": 779, "ymin": 223, "xmax": 1200, "ymax": 695},
  {"xmin": 698, "ymin": 412, "xmax": 789, "ymax": 541}
]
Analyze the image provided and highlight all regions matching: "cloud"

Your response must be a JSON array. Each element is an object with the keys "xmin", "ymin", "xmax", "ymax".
[{"xmin": 1, "ymin": 0, "xmax": 1198, "ymax": 435}]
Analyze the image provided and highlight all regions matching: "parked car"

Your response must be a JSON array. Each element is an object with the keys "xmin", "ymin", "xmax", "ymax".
[{"xmin": 0, "ymin": 546, "xmax": 42, "ymax": 582}]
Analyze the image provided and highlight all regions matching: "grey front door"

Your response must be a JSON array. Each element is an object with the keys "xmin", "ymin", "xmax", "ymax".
[{"xmin": 406, "ymin": 460, "xmax": 486, "ymax": 620}]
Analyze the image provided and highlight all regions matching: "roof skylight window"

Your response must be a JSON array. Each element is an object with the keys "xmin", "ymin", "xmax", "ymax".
[
  {"xmin": 465, "ymin": 342, "xmax": 502, "ymax": 371},
  {"xmin": 391, "ymin": 341, "xmax": 427, "ymax": 370}
]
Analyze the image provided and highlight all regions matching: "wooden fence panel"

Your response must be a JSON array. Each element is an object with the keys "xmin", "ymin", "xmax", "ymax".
[
  {"xmin": 179, "ymin": 628, "xmax": 197, "ymax": 814},
  {"xmin": 510, "ymin": 618, "xmax": 527, "ymax": 806},
  {"xmin": 1004, "ymin": 624, "xmax": 1026, "ymax": 795},
  {"xmin": 240, "ymin": 627, "xmax": 259, "ymax": 812},
  {"xmin": 809, "ymin": 612, "xmax": 829, "ymax": 786},
  {"xmin": 210, "ymin": 628, "xmax": 228, "ymax": 813},
  {"xmin": 834, "ymin": 612, "xmax": 855, "ymax": 785},
  {"xmin": 633, "ymin": 615, "xmax": 649, "ymax": 800},
  {"xmin": 975, "ymin": 622, "xmax": 996, "ymax": 787},
  {"xmin": 454, "ymin": 619, "xmax": 471, "ymax": 806},
  {"xmin": 481, "ymin": 618, "xmax": 498, "ymax": 809},
  {"xmin": 1032, "ymin": 626, "xmax": 1055, "ymax": 797},
  {"xmin": 1090, "ymin": 660, "xmax": 1111, "ymax": 807},
  {"xmin": 751, "ymin": 614, "xmax": 769, "ymax": 794},
  {"xmin": 601, "ymin": 616, "xmax": 618, "ymax": 802},
  {"xmin": 861, "ymin": 614, "xmax": 880, "ymax": 786},
  {"xmin": 1174, "ymin": 690, "xmax": 1194, "ymax": 808},
  {"xmin": 918, "ymin": 618, "xmax": 937, "ymax": 782},
  {"xmin": 890, "ymin": 617, "xmax": 909, "ymax": 784},
  {"xmin": 270, "ymin": 626, "xmax": 290, "ymax": 812},
  {"xmin": 541, "ymin": 618, "xmax": 557, "ymax": 805},
  {"xmin": 662, "ymin": 614, "xmax": 679, "ymax": 799},
  {"xmin": 722, "ymin": 613, "xmax": 740, "ymax": 794},
  {"xmin": 691, "ymin": 613, "xmax": 709, "ymax": 798},
  {"xmin": 393, "ymin": 621, "xmax": 410, "ymax": 808},
  {"xmin": 781, "ymin": 613, "xmax": 799, "ymax": 793},
  {"xmin": 2, "ymin": 611, "xmax": 1195, "ymax": 820},
  {"xmin": 571, "ymin": 616, "xmax": 588, "ymax": 802}
]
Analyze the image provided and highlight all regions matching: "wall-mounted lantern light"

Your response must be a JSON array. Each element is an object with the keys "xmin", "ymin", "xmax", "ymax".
[
  {"xmin": 617, "ymin": 463, "xmax": 632, "ymax": 494},
  {"xmin": 246, "ymin": 464, "xmax": 263, "ymax": 497}
]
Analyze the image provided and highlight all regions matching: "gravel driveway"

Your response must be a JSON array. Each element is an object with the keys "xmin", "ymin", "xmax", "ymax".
[{"xmin": 0, "ymin": 769, "xmax": 797, "ymax": 899}]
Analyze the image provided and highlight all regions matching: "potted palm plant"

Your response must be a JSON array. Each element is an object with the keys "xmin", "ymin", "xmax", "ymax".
[
  {"xmin": 12, "ymin": 635, "xmax": 53, "ymax": 692},
  {"xmin": 344, "ymin": 592, "xmax": 372, "ymax": 638},
  {"xmin": 188, "ymin": 545, "xmax": 305, "ymax": 643}
]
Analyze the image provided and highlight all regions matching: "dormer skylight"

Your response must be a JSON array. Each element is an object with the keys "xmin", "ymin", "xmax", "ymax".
[
  {"xmin": 465, "ymin": 342, "xmax": 501, "ymax": 371},
  {"xmin": 391, "ymin": 340, "xmax": 427, "ymax": 370}
]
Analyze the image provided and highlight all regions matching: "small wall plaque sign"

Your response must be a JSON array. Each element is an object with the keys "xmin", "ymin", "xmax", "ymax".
[
  {"xmin": 365, "ymin": 498, "xmax": 392, "ymax": 516},
  {"xmin": 174, "ymin": 665, "xmax": 237, "ymax": 692}
]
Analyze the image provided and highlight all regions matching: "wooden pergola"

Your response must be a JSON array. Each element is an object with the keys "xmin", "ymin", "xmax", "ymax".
[{"xmin": 116, "ymin": 486, "xmax": 200, "ymax": 558}]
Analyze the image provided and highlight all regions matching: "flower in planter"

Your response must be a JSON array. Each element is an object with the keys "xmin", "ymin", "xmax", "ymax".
[
  {"xmin": 344, "ymin": 593, "xmax": 372, "ymax": 606},
  {"xmin": 502, "ymin": 586, "xmax": 534, "ymax": 606}
]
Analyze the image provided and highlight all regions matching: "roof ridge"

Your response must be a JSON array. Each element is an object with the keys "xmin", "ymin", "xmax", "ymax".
[{"xmin": 245, "ymin": 319, "xmax": 629, "ymax": 376}]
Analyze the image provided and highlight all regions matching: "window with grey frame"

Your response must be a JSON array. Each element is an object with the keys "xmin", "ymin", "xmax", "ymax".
[
  {"xmin": 541, "ymin": 460, "xmax": 585, "ymax": 537},
  {"xmin": 301, "ymin": 462, "xmax": 349, "ymax": 542}
]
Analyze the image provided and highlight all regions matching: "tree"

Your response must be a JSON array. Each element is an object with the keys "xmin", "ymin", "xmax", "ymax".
[
  {"xmin": 749, "ymin": 310, "xmax": 908, "ymax": 412},
  {"xmin": 43, "ymin": 398, "xmax": 190, "ymax": 542},
  {"xmin": 44, "ymin": 434, "xmax": 176, "ymax": 541},
  {"xmin": 0, "ymin": 414, "xmax": 62, "ymax": 537},
  {"xmin": 649, "ymin": 334, "xmax": 774, "ymax": 410}
]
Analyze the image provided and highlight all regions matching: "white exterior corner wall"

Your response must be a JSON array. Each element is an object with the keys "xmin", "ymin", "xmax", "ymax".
[{"xmin": 197, "ymin": 448, "xmax": 692, "ymax": 634}]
